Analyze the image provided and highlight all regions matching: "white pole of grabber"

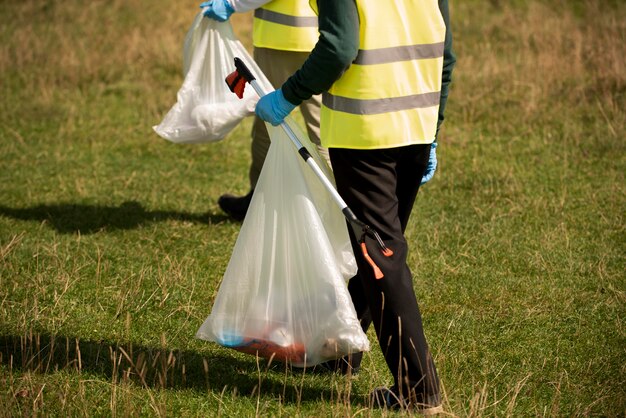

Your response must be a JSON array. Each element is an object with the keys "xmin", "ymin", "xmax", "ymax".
[{"xmin": 249, "ymin": 79, "xmax": 349, "ymax": 213}]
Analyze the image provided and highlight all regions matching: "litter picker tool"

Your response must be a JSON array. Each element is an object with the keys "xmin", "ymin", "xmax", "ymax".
[{"xmin": 226, "ymin": 57, "xmax": 393, "ymax": 279}]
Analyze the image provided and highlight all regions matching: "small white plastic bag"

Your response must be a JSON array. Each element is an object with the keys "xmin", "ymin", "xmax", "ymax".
[
  {"xmin": 196, "ymin": 119, "xmax": 368, "ymax": 367},
  {"xmin": 153, "ymin": 14, "xmax": 268, "ymax": 144}
]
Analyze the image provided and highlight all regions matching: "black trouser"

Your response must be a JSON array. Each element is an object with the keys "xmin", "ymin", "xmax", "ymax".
[{"xmin": 329, "ymin": 144, "xmax": 440, "ymax": 405}]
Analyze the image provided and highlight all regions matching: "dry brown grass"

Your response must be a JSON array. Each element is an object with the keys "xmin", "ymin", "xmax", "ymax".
[
  {"xmin": 0, "ymin": 0, "xmax": 252, "ymax": 106},
  {"xmin": 451, "ymin": 0, "xmax": 625, "ymax": 137},
  {"xmin": 2, "ymin": 0, "xmax": 623, "ymax": 129}
]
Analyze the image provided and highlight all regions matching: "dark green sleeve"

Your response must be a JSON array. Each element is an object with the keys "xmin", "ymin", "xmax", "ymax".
[
  {"xmin": 436, "ymin": 0, "xmax": 456, "ymax": 140},
  {"xmin": 281, "ymin": 0, "xmax": 359, "ymax": 105}
]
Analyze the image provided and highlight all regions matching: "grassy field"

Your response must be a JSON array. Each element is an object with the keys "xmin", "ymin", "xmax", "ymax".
[{"xmin": 1, "ymin": 0, "xmax": 624, "ymax": 416}]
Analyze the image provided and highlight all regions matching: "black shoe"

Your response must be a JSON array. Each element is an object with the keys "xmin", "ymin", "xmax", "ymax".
[
  {"xmin": 218, "ymin": 190, "xmax": 253, "ymax": 221},
  {"xmin": 370, "ymin": 386, "xmax": 442, "ymax": 414}
]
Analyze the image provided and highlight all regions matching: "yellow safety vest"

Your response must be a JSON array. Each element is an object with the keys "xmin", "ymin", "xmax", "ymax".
[
  {"xmin": 311, "ymin": 0, "xmax": 446, "ymax": 149},
  {"xmin": 253, "ymin": 0, "xmax": 318, "ymax": 52}
]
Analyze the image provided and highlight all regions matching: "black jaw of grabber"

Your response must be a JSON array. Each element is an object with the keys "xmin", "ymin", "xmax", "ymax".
[{"xmin": 225, "ymin": 58, "xmax": 257, "ymax": 98}]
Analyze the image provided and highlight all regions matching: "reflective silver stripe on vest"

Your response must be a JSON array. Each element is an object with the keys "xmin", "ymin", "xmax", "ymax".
[
  {"xmin": 254, "ymin": 9, "xmax": 317, "ymax": 28},
  {"xmin": 353, "ymin": 42, "xmax": 445, "ymax": 65},
  {"xmin": 323, "ymin": 91, "xmax": 441, "ymax": 115}
]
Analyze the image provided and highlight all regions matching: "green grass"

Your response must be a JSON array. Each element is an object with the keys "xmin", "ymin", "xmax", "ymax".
[{"xmin": 1, "ymin": 0, "xmax": 624, "ymax": 416}]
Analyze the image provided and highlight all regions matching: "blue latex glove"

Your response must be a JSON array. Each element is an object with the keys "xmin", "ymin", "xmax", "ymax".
[
  {"xmin": 199, "ymin": 0, "xmax": 234, "ymax": 22},
  {"xmin": 420, "ymin": 142, "xmax": 438, "ymax": 185},
  {"xmin": 255, "ymin": 89, "xmax": 297, "ymax": 126}
]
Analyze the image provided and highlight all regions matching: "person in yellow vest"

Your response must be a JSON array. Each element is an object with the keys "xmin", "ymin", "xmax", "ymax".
[
  {"xmin": 199, "ymin": 0, "xmax": 326, "ymax": 221},
  {"xmin": 255, "ymin": 0, "xmax": 456, "ymax": 413}
]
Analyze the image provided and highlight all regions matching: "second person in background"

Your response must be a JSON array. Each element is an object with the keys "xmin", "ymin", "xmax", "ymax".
[{"xmin": 200, "ymin": 0, "xmax": 326, "ymax": 221}]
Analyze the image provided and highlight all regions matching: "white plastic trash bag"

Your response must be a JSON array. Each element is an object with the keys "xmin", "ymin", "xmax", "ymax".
[
  {"xmin": 196, "ymin": 119, "xmax": 368, "ymax": 367},
  {"xmin": 153, "ymin": 14, "xmax": 269, "ymax": 144}
]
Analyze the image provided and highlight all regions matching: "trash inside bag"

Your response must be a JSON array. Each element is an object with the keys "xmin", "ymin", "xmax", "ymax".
[
  {"xmin": 153, "ymin": 15, "xmax": 269, "ymax": 144},
  {"xmin": 196, "ymin": 119, "xmax": 368, "ymax": 367}
]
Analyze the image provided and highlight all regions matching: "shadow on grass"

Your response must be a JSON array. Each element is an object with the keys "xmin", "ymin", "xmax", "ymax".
[
  {"xmin": 0, "ymin": 201, "xmax": 233, "ymax": 234},
  {"xmin": 0, "ymin": 333, "xmax": 354, "ymax": 406}
]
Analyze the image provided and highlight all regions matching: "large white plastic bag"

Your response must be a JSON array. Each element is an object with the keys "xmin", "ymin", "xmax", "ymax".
[
  {"xmin": 153, "ymin": 14, "xmax": 268, "ymax": 144},
  {"xmin": 196, "ymin": 119, "xmax": 367, "ymax": 367}
]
